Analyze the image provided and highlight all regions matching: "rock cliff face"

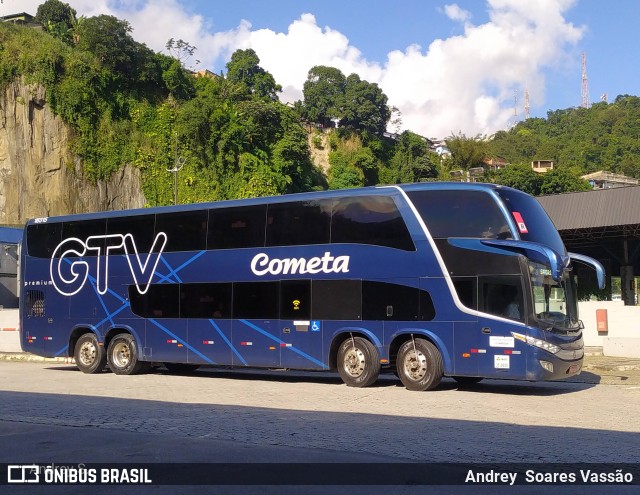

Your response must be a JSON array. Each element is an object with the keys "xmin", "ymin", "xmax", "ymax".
[{"xmin": 0, "ymin": 79, "xmax": 146, "ymax": 225}]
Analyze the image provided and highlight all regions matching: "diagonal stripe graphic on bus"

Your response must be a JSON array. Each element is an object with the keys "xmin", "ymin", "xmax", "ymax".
[
  {"xmin": 208, "ymin": 320, "xmax": 248, "ymax": 365},
  {"xmin": 155, "ymin": 250, "xmax": 206, "ymax": 284},
  {"xmin": 158, "ymin": 256, "xmax": 183, "ymax": 283},
  {"xmin": 239, "ymin": 320, "xmax": 327, "ymax": 369}
]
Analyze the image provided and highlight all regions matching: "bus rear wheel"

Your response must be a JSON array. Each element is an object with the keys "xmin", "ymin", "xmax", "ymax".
[
  {"xmin": 337, "ymin": 336, "xmax": 380, "ymax": 388},
  {"xmin": 107, "ymin": 333, "xmax": 148, "ymax": 375},
  {"xmin": 74, "ymin": 333, "xmax": 106, "ymax": 374},
  {"xmin": 396, "ymin": 338, "xmax": 443, "ymax": 391}
]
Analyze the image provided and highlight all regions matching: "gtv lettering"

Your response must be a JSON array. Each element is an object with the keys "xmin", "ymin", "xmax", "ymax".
[
  {"xmin": 50, "ymin": 233, "xmax": 167, "ymax": 296},
  {"xmin": 251, "ymin": 252, "xmax": 350, "ymax": 276}
]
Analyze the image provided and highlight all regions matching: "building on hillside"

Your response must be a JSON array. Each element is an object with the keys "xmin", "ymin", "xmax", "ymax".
[
  {"xmin": 581, "ymin": 170, "xmax": 639, "ymax": 189},
  {"xmin": 429, "ymin": 139, "xmax": 450, "ymax": 158},
  {"xmin": 193, "ymin": 69, "xmax": 219, "ymax": 79},
  {"xmin": 1, "ymin": 12, "xmax": 40, "ymax": 28},
  {"xmin": 483, "ymin": 156, "xmax": 509, "ymax": 171},
  {"xmin": 531, "ymin": 160, "xmax": 554, "ymax": 173}
]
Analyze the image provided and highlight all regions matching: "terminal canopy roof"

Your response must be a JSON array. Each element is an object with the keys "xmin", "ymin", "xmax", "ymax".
[{"xmin": 537, "ymin": 186, "xmax": 640, "ymax": 280}]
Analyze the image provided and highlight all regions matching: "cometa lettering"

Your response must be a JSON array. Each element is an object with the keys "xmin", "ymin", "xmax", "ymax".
[{"xmin": 251, "ymin": 252, "xmax": 350, "ymax": 276}]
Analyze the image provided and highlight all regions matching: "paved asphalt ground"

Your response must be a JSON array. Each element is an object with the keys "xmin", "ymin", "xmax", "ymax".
[{"xmin": 1, "ymin": 350, "xmax": 639, "ymax": 495}]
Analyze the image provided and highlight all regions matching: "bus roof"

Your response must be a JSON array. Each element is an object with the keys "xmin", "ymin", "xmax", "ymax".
[{"xmin": 25, "ymin": 182, "xmax": 516, "ymax": 225}]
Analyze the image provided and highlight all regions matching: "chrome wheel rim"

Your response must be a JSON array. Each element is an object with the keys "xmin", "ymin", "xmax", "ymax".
[
  {"xmin": 402, "ymin": 349, "xmax": 428, "ymax": 381},
  {"xmin": 78, "ymin": 341, "xmax": 96, "ymax": 366},
  {"xmin": 111, "ymin": 342, "xmax": 131, "ymax": 369},
  {"xmin": 343, "ymin": 347, "xmax": 366, "ymax": 378}
]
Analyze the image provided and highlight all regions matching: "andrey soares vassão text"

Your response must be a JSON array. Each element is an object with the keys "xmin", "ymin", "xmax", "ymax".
[{"xmin": 465, "ymin": 468, "xmax": 634, "ymax": 485}]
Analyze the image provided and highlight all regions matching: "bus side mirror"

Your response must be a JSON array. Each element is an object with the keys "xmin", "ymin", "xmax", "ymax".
[{"xmin": 569, "ymin": 252, "xmax": 606, "ymax": 290}]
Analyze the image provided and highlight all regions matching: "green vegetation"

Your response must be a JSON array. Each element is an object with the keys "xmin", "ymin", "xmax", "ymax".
[{"xmin": 2, "ymin": 1, "xmax": 640, "ymax": 205}]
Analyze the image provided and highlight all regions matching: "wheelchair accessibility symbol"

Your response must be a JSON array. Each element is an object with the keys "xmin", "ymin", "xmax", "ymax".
[{"xmin": 311, "ymin": 320, "xmax": 321, "ymax": 332}]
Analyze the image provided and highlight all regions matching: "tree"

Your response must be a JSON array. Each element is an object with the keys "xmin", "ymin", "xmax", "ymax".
[
  {"xmin": 491, "ymin": 163, "xmax": 542, "ymax": 195},
  {"xmin": 384, "ymin": 131, "xmax": 437, "ymax": 184},
  {"xmin": 302, "ymin": 66, "xmax": 346, "ymax": 126},
  {"xmin": 226, "ymin": 49, "xmax": 281, "ymax": 101},
  {"xmin": 445, "ymin": 133, "xmax": 489, "ymax": 171},
  {"xmin": 160, "ymin": 56, "xmax": 195, "ymax": 100},
  {"xmin": 539, "ymin": 168, "xmax": 592, "ymax": 195},
  {"xmin": 341, "ymin": 73, "xmax": 390, "ymax": 136},
  {"xmin": 165, "ymin": 38, "xmax": 199, "ymax": 70},
  {"xmin": 35, "ymin": 0, "xmax": 77, "ymax": 44},
  {"xmin": 74, "ymin": 15, "xmax": 139, "ymax": 77}
]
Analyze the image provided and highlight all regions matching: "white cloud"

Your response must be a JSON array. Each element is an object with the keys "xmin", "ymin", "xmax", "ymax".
[
  {"xmin": 443, "ymin": 4, "xmax": 472, "ymax": 24},
  {"xmin": 377, "ymin": 0, "xmax": 584, "ymax": 138},
  {"xmin": 1, "ymin": 0, "xmax": 584, "ymax": 139}
]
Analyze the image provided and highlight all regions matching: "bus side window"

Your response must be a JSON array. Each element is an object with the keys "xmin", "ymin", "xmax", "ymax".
[
  {"xmin": 331, "ymin": 196, "xmax": 415, "ymax": 251},
  {"xmin": 180, "ymin": 283, "xmax": 232, "ymax": 318},
  {"xmin": 157, "ymin": 211, "xmax": 208, "ymax": 252},
  {"xmin": 407, "ymin": 190, "xmax": 511, "ymax": 240},
  {"xmin": 362, "ymin": 281, "xmax": 433, "ymax": 321},
  {"xmin": 280, "ymin": 280, "xmax": 311, "ymax": 320},
  {"xmin": 26, "ymin": 222, "xmax": 63, "ymax": 258},
  {"xmin": 453, "ymin": 277, "xmax": 477, "ymax": 310},
  {"xmin": 480, "ymin": 277, "xmax": 523, "ymax": 321},
  {"xmin": 266, "ymin": 200, "xmax": 331, "ymax": 247},
  {"xmin": 107, "ymin": 214, "xmax": 156, "ymax": 252},
  {"xmin": 129, "ymin": 284, "xmax": 180, "ymax": 318},
  {"xmin": 208, "ymin": 205, "xmax": 267, "ymax": 249},
  {"xmin": 312, "ymin": 280, "xmax": 362, "ymax": 320},
  {"xmin": 233, "ymin": 281, "xmax": 279, "ymax": 319}
]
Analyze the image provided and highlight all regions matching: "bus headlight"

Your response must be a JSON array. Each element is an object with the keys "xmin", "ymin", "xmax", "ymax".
[{"xmin": 511, "ymin": 332, "xmax": 560, "ymax": 354}]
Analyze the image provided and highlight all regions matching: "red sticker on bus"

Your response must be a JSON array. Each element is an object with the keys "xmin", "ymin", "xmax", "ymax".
[{"xmin": 512, "ymin": 212, "xmax": 528, "ymax": 233}]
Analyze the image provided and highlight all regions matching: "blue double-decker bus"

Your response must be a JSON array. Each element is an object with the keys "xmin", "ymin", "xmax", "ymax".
[{"xmin": 20, "ymin": 183, "xmax": 604, "ymax": 391}]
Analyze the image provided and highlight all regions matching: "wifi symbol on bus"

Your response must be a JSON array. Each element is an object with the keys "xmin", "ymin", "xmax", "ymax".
[{"xmin": 292, "ymin": 300, "xmax": 301, "ymax": 310}]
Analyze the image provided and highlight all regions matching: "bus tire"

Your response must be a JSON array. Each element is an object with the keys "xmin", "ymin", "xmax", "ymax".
[
  {"xmin": 337, "ymin": 336, "xmax": 380, "ymax": 388},
  {"xmin": 74, "ymin": 333, "xmax": 106, "ymax": 374},
  {"xmin": 396, "ymin": 338, "xmax": 443, "ymax": 391},
  {"xmin": 164, "ymin": 363, "xmax": 200, "ymax": 373},
  {"xmin": 107, "ymin": 333, "xmax": 148, "ymax": 375}
]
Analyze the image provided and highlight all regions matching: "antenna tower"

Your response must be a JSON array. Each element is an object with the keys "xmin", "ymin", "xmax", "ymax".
[
  {"xmin": 581, "ymin": 51, "xmax": 590, "ymax": 108},
  {"xmin": 524, "ymin": 88, "xmax": 530, "ymax": 119},
  {"xmin": 512, "ymin": 89, "xmax": 518, "ymax": 127}
]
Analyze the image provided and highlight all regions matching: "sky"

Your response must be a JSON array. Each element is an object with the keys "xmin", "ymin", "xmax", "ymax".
[{"xmin": 2, "ymin": 0, "xmax": 639, "ymax": 139}]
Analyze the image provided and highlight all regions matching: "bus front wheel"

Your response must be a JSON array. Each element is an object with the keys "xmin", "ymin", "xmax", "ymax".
[
  {"xmin": 74, "ymin": 333, "xmax": 106, "ymax": 374},
  {"xmin": 337, "ymin": 336, "xmax": 380, "ymax": 388},
  {"xmin": 396, "ymin": 338, "xmax": 443, "ymax": 391},
  {"xmin": 107, "ymin": 333, "xmax": 148, "ymax": 375}
]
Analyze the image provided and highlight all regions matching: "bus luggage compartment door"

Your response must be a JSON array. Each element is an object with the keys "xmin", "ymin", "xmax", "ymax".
[{"xmin": 232, "ymin": 319, "xmax": 280, "ymax": 368}]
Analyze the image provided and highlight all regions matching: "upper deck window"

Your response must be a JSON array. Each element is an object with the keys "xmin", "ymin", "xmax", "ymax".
[
  {"xmin": 331, "ymin": 196, "xmax": 415, "ymax": 251},
  {"xmin": 208, "ymin": 205, "xmax": 267, "ymax": 249},
  {"xmin": 26, "ymin": 194, "xmax": 415, "ymax": 258},
  {"xmin": 266, "ymin": 200, "xmax": 331, "ymax": 247},
  {"xmin": 407, "ymin": 190, "xmax": 511, "ymax": 240}
]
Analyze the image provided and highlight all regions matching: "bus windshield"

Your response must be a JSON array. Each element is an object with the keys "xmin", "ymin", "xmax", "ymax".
[
  {"xmin": 495, "ymin": 187, "xmax": 566, "ymax": 256},
  {"xmin": 529, "ymin": 261, "xmax": 580, "ymax": 331}
]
